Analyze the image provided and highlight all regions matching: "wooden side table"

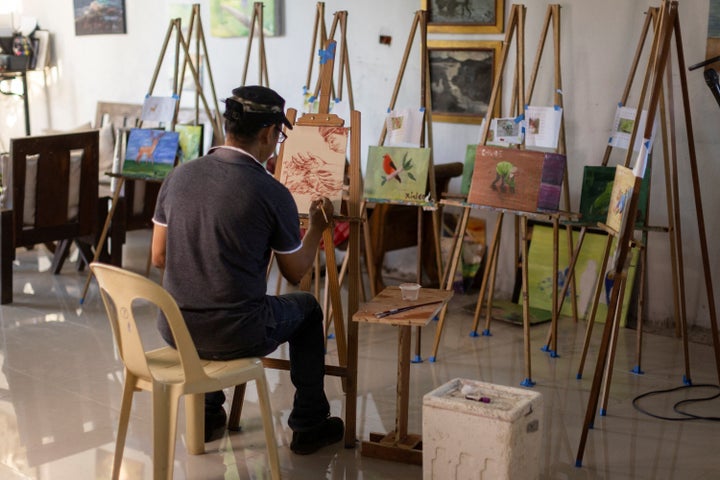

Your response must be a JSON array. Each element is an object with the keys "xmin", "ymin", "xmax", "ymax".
[{"xmin": 353, "ymin": 286, "xmax": 453, "ymax": 464}]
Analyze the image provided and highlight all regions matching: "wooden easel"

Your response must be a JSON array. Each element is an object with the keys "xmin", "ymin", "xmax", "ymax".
[
  {"xmin": 433, "ymin": 5, "xmax": 576, "ymax": 387},
  {"xmin": 240, "ymin": 2, "xmax": 270, "ymax": 87},
  {"xmin": 235, "ymin": 40, "xmax": 362, "ymax": 449},
  {"xmin": 431, "ymin": 3, "xmax": 527, "ymax": 364},
  {"xmin": 569, "ymin": 7, "xmax": 678, "ymax": 383},
  {"xmin": 301, "ymin": 5, "xmax": 377, "ymax": 338},
  {"xmin": 576, "ymin": 0, "xmax": 720, "ymax": 466},
  {"xmin": 79, "ymin": 7, "xmax": 220, "ymax": 302},
  {"xmin": 370, "ymin": 9, "xmax": 445, "ymax": 363},
  {"xmin": 305, "ymin": 3, "xmax": 354, "ymax": 111},
  {"xmin": 515, "ymin": 3, "xmax": 577, "ymax": 358}
]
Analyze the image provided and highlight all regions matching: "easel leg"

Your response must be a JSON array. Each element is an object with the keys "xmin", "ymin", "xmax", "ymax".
[
  {"xmin": 576, "ymin": 234, "xmax": 613, "ymax": 379},
  {"xmin": 429, "ymin": 206, "xmax": 470, "ymax": 362},
  {"xmin": 632, "ymin": 245, "xmax": 647, "ymax": 374},
  {"xmin": 470, "ymin": 213, "xmax": 503, "ymax": 336},
  {"xmin": 599, "ymin": 274, "xmax": 628, "ymax": 416},
  {"xmin": 575, "ymin": 269, "xmax": 624, "ymax": 466},
  {"xmin": 80, "ymin": 177, "xmax": 125, "ymax": 303},
  {"xmin": 483, "ymin": 215, "xmax": 504, "ymax": 337},
  {"xmin": 520, "ymin": 216, "xmax": 534, "ymax": 386}
]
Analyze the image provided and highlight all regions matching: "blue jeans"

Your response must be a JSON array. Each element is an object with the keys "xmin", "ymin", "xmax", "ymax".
[{"xmin": 205, "ymin": 292, "xmax": 330, "ymax": 432}]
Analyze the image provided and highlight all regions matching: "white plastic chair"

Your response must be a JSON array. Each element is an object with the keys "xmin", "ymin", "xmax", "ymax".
[{"xmin": 90, "ymin": 262, "xmax": 281, "ymax": 480}]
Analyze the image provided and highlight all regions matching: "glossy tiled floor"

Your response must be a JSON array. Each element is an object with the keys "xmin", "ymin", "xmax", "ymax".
[{"xmin": 1, "ymin": 232, "xmax": 719, "ymax": 479}]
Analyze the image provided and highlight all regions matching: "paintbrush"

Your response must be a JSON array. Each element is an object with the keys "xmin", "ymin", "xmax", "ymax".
[{"xmin": 374, "ymin": 300, "xmax": 443, "ymax": 319}]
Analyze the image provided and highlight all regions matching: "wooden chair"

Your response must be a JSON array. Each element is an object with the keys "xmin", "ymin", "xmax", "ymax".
[
  {"xmin": 90, "ymin": 262, "xmax": 281, "ymax": 480},
  {"xmin": 1, "ymin": 130, "xmax": 99, "ymax": 304}
]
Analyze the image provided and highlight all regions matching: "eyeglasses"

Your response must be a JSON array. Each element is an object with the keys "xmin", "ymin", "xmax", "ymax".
[{"xmin": 276, "ymin": 126, "xmax": 287, "ymax": 144}]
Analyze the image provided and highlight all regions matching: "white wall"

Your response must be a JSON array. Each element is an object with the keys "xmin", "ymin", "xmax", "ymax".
[{"xmin": 6, "ymin": 0, "xmax": 719, "ymax": 329}]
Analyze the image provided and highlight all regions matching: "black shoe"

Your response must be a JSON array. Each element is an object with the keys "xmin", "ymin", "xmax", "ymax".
[
  {"xmin": 290, "ymin": 417, "xmax": 344, "ymax": 455},
  {"xmin": 204, "ymin": 407, "xmax": 227, "ymax": 442}
]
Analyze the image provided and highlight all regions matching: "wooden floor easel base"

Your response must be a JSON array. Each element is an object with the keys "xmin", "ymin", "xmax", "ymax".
[{"xmin": 361, "ymin": 432, "xmax": 423, "ymax": 465}]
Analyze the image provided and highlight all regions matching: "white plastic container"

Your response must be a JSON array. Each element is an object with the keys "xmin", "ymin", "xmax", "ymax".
[{"xmin": 422, "ymin": 378, "xmax": 543, "ymax": 480}]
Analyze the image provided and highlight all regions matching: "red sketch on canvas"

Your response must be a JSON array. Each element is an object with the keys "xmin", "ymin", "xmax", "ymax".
[{"xmin": 282, "ymin": 152, "xmax": 343, "ymax": 196}]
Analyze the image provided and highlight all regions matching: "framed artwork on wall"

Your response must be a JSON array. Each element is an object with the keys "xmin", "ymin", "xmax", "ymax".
[
  {"xmin": 209, "ymin": 0, "xmax": 284, "ymax": 38},
  {"xmin": 74, "ymin": 0, "xmax": 127, "ymax": 36},
  {"xmin": 428, "ymin": 40, "xmax": 502, "ymax": 124},
  {"xmin": 422, "ymin": 0, "xmax": 504, "ymax": 34}
]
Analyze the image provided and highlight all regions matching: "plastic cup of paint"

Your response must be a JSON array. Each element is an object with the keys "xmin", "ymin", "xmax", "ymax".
[{"xmin": 399, "ymin": 283, "xmax": 421, "ymax": 301}]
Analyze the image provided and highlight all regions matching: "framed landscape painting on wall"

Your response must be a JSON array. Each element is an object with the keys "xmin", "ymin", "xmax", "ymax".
[
  {"xmin": 74, "ymin": 0, "xmax": 126, "ymax": 35},
  {"xmin": 209, "ymin": 0, "xmax": 283, "ymax": 38},
  {"xmin": 428, "ymin": 40, "xmax": 502, "ymax": 124},
  {"xmin": 422, "ymin": 0, "xmax": 504, "ymax": 34}
]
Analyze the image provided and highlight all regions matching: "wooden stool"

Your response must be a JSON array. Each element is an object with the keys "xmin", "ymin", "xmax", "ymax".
[{"xmin": 353, "ymin": 286, "xmax": 453, "ymax": 464}]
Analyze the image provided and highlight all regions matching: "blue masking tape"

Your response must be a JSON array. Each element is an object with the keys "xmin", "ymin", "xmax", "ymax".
[
  {"xmin": 420, "ymin": 106, "xmax": 425, "ymax": 112},
  {"xmin": 554, "ymin": 105, "xmax": 560, "ymax": 111},
  {"xmin": 514, "ymin": 114, "xmax": 524, "ymax": 123},
  {"xmin": 319, "ymin": 43, "xmax": 336, "ymax": 64},
  {"xmin": 387, "ymin": 107, "xmax": 392, "ymax": 113},
  {"xmin": 618, "ymin": 102, "xmax": 623, "ymax": 107},
  {"xmin": 172, "ymin": 93, "xmax": 180, "ymax": 100},
  {"xmin": 303, "ymin": 86, "xmax": 308, "ymax": 94},
  {"xmin": 308, "ymin": 96, "xmax": 317, "ymax": 103}
]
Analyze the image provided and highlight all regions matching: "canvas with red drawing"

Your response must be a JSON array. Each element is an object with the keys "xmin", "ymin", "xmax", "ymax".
[{"xmin": 278, "ymin": 125, "xmax": 348, "ymax": 214}]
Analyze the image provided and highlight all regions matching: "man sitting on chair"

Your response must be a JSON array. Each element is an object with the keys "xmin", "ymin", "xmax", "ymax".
[{"xmin": 151, "ymin": 85, "xmax": 344, "ymax": 454}]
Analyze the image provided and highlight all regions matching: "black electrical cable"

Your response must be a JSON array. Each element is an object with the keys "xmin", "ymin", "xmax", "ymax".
[{"xmin": 631, "ymin": 384, "xmax": 720, "ymax": 422}]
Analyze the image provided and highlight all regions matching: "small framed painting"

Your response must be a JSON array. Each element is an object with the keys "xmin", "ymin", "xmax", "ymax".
[
  {"xmin": 209, "ymin": 0, "xmax": 284, "ymax": 38},
  {"xmin": 74, "ymin": 0, "xmax": 127, "ymax": 36},
  {"xmin": 428, "ymin": 40, "xmax": 502, "ymax": 124},
  {"xmin": 422, "ymin": 0, "xmax": 504, "ymax": 34}
]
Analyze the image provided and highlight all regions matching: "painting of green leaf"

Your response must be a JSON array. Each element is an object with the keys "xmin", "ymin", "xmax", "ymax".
[
  {"xmin": 209, "ymin": 0, "xmax": 281, "ymax": 38},
  {"xmin": 364, "ymin": 146, "xmax": 431, "ymax": 205}
]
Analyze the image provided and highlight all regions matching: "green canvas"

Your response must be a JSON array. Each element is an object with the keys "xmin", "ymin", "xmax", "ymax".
[
  {"xmin": 460, "ymin": 144, "xmax": 477, "ymax": 196},
  {"xmin": 577, "ymin": 165, "xmax": 651, "ymax": 227}
]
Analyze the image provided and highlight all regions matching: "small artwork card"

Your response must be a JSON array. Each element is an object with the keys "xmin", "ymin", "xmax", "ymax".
[
  {"xmin": 467, "ymin": 146, "xmax": 566, "ymax": 213},
  {"xmin": 608, "ymin": 105, "xmax": 656, "ymax": 153},
  {"xmin": 141, "ymin": 96, "xmax": 178, "ymax": 124},
  {"xmin": 122, "ymin": 128, "xmax": 179, "ymax": 180},
  {"xmin": 279, "ymin": 125, "xmax": 348, "ymax": 214},
  {"xmin": 175, "ymin": 124, "xmax": 203, "ymax": 163},
  {"xmin": 385, "ymin": 108, "xmax": 425, "ymax": 148},
  {"xmin": 524, "ymin": 106, "xmax": 563, "ymax": 149},
  {"xmin": 493, "ymin": 117, "xmax": 524, "ymax": 144},
  {"xmin": 364, "ymin": 146, "xmax": 431, "ymax": 205}
]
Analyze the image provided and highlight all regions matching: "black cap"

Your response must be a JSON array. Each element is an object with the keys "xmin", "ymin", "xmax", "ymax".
[{"xmin": 223, "ymin": 85, "xmax": 293, "ymax": 130}]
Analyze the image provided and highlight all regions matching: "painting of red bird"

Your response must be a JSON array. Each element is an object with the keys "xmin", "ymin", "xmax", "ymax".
[{"xmin": 383, "ymin": 154, "xmax": 402, "ymax": 183}]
